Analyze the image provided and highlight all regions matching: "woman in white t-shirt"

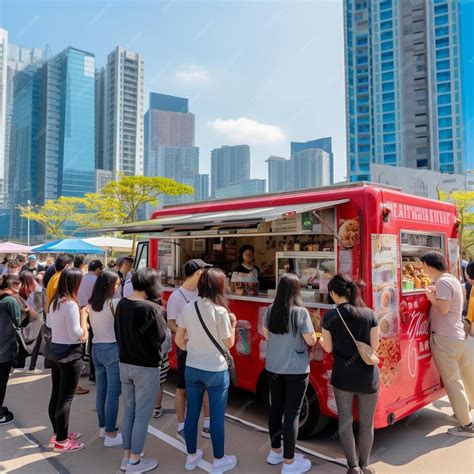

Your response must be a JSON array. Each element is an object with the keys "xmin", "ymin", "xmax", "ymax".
[
  {"xmin": 86, "ymin": 269, "xmax": 122, "ymax": 447},
  {"xmin": 175, "ymin": 267, "xmax": 238, "ymax": 473}
]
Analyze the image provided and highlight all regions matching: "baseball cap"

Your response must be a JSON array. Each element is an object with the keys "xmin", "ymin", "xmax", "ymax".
[
  {"xmin": 183, "ymin": 259, "xmax": 212, "ymax": 277},
  {"xmin": 28, "ymin": 255, "xmax": 37, "ymax": 261}
]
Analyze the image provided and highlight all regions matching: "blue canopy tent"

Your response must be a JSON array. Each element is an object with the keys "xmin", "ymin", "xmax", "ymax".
[{"xmin": 33, "ymin": 238, "xmax": 105, "ymax": 255}]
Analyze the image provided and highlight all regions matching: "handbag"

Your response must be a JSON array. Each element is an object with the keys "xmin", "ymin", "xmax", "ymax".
[
  {"xmin": 194, "ymin": 301, "xmax": 238, "ymax": 385},
  {"xmin": 336, "ymin": 306, "xmax": 379, "ymax": 366}
]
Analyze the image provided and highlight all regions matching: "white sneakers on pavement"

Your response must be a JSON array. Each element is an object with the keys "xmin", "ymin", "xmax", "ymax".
[
  {"xmin": 281, "ymin": 457, "xmax": 312, "ymax": 473},
  {"xmin": 211, "ymin": 455, "xmax": 238, "ymax": 473},
  {"xmin": 104, "ymin": 432, "xmax": 123, "ymax": 447},
  {"xmin": 124, "ymin": 457, "xmax": 158, "ymax": 473},
  {"xmin": 267, "ymin": 450, "xmax": 305, "ymax": 465},
  {"xmin": 185, "ymin": 449, "xmax": 203, "ymax": 470}
]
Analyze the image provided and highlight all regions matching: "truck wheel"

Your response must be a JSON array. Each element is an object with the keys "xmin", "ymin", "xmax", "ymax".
[{"xmin": 297, "ymin": 384, "xmax": 330, "ymax": 439}]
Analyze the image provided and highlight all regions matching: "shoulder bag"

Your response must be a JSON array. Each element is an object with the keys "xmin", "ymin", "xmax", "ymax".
[
  {"xmin": 336, "ymin": 306, "xmax": 379, "ymax": 366},
  {"xmin": 194, "ymin": 301, "xmax": 237, "ymax": 385}
]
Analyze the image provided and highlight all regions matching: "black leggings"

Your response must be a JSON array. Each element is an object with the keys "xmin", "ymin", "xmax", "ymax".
[
  {"xmin": 334, "ymin": 387, "xmax": 378, "ymax": 469},
  {"xmin": 267, "ymin": 371, "xmax": 309, "ymax": 459},
  {"xmin": 0, "ymin": 360, "xmax": 15, "ymax": 410},
  {"xmin": 29, "ymin": 331, "xmax": 43, "ymax": 370},
  {"xmin": 48, "ymin": 359, "xmax": 82, "ymax": 441}
]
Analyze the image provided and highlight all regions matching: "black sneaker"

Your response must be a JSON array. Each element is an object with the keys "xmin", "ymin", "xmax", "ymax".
[{"xmin": 0, "ymin": 410, "xmax": 15, "ymax": 426}]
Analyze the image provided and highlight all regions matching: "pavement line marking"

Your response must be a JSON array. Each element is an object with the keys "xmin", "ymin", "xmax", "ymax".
[
  {"xmin": 6, "ymin": 427, "xmax": 40, "ymax": 448},
  {"xmin": 163, "ymin": 389, "xmax": 346, "ymax": 467},
  {"xmin": 147, "ymin": 425, "xmax": 212, "ymax": 472}
]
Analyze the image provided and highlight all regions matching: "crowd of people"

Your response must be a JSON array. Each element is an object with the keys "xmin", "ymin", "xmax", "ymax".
[{"xmin": 0, "ymin": 250, "xmax": 473, "ymax": 474}]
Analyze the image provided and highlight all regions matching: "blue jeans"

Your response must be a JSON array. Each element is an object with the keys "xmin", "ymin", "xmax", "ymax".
[
  {"xmin": 92, "ymin": 343, "xmax": 121, "ymax": 433},
  {"xmin": 184, "ymin": 366, "xmax": 229, "ymax": 458},
  {"xmin": 119, "ymin": 363, "xmax": 160, "ymax": 454}
]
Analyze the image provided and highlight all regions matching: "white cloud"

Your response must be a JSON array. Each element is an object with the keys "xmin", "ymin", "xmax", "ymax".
[
  {"xmin": 207, "ymin": 117, "xmax": 286, "ymax": 145},
  {"xmin": 175, "ymin": 64, "xmax": 210, "ymax": 83}
]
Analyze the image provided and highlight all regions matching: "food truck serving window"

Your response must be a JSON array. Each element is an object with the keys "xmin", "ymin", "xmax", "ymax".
[{"xmin": 401, "ymin": 231, "xmax": 445, "ymax": 293}]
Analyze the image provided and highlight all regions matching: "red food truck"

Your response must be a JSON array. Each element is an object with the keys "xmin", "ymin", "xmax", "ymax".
[{"xmin": 117, "ymin": 182, "xmax": 460, "ymax": 438}]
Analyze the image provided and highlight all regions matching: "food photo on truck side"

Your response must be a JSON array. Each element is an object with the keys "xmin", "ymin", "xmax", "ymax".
[{"xmin": 95, "ymin": 182, "xmax": 460, "ymax": 439}]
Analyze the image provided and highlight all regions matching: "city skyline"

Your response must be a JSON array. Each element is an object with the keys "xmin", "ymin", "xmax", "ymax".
[{"xmin": 2, "ymin": 0, "xmax": 347, "ymax": 182}]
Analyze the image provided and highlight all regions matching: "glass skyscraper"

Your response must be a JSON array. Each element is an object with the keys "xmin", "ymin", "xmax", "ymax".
[
  {"xmin": 345, "ymin": 0, "xmax": 464, "ymax": 181},
  {"xmin": 211, "ymin": 145, "xmax": 250, "ymax": 197}
]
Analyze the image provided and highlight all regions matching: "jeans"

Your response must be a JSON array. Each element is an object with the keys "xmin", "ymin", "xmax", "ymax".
[
  {"xmin": 267, "ymin": 371, "xmax": 309, "ymax": 459},
  {"xmin": 93, "ymin": 343, "xmax": 121, "ymax": 432},
  {"xmin": 48, "ymin": 359, "xmax": 83, "ymax": 441},
  {"xmin": 120, "ymin": 362, "xmax": 160, "ymax": 454},
  {"xmin": 184, "ymin": 366, "xmax": 229, "ymax": 459},
  {"xmin": 333, "ymin": 387, "xmax": 378, "ymax": 469}
]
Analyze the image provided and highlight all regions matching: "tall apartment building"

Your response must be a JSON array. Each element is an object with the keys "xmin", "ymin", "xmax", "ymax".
[
  {"xmin": 292, "ymin": 148, "xmax": 331, "ymax": 189},
  {"xmin": 266, "ymin": 156, "xmax": 292, "ymax": 193},
  {"xmin": 345, "ymin": 0, "xmax": 464, "ymax": 181},
  {"xmin": 101, "ymin": 47, "xmax": 144, "ymax": 176},
  {"xmin": 210, "ymin": 145, "xmax": 250, "ymax": 197},
  {"xmin": 194, "ymin": 174, "xmax": 209, "ymax": 201},
  {"xmin": 144, "ymin": 92, "xmax": 201, "ymax": 206},
  {"xmin": 291, "ymin": 137, "xmax": 334, "ymax": 184},
  {"xmin": 0, "ymin": 29, "xmax": 8, "ymax": 206},
  {"xmin": 214, "ymin": 179, "xmax": 266, "ymax": 200},
  {"xmin": 9, "ymin": 47, "xmax": 96, "ymax": 241},
  {"xmin": 95, "ymin": 67, "xmax": 106, "ymax": 171}
]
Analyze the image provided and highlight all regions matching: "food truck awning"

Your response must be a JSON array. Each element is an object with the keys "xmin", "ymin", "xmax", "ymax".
[{"xmin": 99, "ymin": 199, "xmax": 350, "ymax": 235}]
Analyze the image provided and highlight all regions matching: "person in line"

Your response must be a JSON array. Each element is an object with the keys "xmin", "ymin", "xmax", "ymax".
[
  {"xmin": 263, "ymin": 273, "xmax": 315, "ymax": 473},
  {"xmin": 421, "ymin": 252, "xmax": 474, "ymax": 437},
  {"xmin": 45, "ymin": 254, "xmax": 74, "ymax": 312},
  {"xmin": 86, "ymin": 269, "xmax": 122, "ymax": 447},
  {"xmin": 22, "ymin": 255, "xmax": 44, "ymax": 276},
  {"xmin": 167, "ymin": 259, "xmax": 212, "ymax": 441},
  {"xmin": 114, "ymin": 268, "xmax": 167, "ymax": 473},
  {"xmin": 175, "ymin": 267, "xmax": 238, "ymax": 473},
  {"xmin": 116, "ymin": 257, "xmax": 135, "ymax": 298},
  {"xmin": 0, "ymin": 276, "xmax": 24, "ymax": 425},
  {"xmin": 465, "ymin": 262, "xmax": 474, "ymax": 328},
  {"xmin": 73, "ymin": 254, "xmax": 87, "ymax": 273},
  {"xmin": 25, "ymin": 274, "xmax": 46, "ymax": 375},
  {"xmin": 43, "ymin": 257, "xmax": 58, "ymax": 288},
  {"xmin": 320, "ymin": 275, "xmax": 379, "ymax": 474},
  {"xmin": 47, "ymin": 268, "xmax": 89, "ymax": 453},
  {"xmin": 78, "ymin": 259, "xmax": 104, "ymax": 384},
  {"xmin": 2, "ymin": 259, "xmax": 22, "ymax": 277}
]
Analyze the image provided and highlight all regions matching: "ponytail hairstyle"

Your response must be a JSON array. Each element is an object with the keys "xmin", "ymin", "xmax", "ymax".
[{"xmin": 327, "ymin": 274, "xmax": 367, "ymax": 313}]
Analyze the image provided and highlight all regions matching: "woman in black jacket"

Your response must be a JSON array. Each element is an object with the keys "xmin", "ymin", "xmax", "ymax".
[{"xmin": 320, "ymin": 275, "xmax": 379, "ymax": 474}]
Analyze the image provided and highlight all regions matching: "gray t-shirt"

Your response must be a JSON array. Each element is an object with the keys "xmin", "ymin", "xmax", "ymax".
[
  {"xmin": 430, "ymin": 273, "xmax": 464, "ymax": 339},
  {"xmin": 264, "ymin": 305, "xmax": 314, "ymax": 374}
]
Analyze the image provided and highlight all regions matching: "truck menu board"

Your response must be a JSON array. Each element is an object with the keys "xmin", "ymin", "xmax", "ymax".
[{"xmin": 371, "ymin": 234, "xmax": 402, "ymax": 387}]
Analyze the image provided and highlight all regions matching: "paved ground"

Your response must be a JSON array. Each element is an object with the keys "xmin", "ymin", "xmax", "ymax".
[{"xmin": 0, "ymin": 358, "xmax": 473, "ymax": 473}]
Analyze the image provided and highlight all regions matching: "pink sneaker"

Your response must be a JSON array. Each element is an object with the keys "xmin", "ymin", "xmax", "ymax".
[
  {"xmin": 53, "ymin": 438, "xmax": 85, "ymax": 453},
  {"xmin": 49, "ymin": 432, "xmax": 82, "ymax": 448}
]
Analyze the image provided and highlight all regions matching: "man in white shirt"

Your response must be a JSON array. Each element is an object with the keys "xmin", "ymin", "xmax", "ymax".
[
  {"xmin": 115, "ymin": 257, "xmax": 134, "ymax": 298},
  {"xmin": 167, "ymin": 259, "xmax": 212, "ymax": 443}
]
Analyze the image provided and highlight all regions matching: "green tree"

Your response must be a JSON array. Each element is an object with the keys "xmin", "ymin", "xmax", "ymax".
[{"xmin": 440, "ymin": 189, "xmax": 474, "ymax": 257}]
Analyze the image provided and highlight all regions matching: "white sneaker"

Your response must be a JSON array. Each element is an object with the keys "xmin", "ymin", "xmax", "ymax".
[
  {"xmin": 125, "ymin": 457, "xmax": 158, "ymax": 473},
  {"xmin": 121, "ymin": 453, "xmax": 145, "ymax": 471},
  {"xmin": 211, "ymin": 455, "xmax": 237, "ymax": 473},
  {"xmin": 99, "ymin": 427, "xmax": 106, "ymax": 438},
  {"xmin": 26, "ymin": 368, "xmax": 42, "ymax": 375},
  {"xmin": 267, "ymin": 450, "xmax": 305, "ymax": 465},
  {"xmin": 281, "ymin": 457, "xmax": 312, "ymax": 473},
  {"xmin": 185, "ymin": 449, "xmax": 203, "ymax": 470},
  {"xmin": 104, "ymin": 432, "xmax": 123, "ymax": 447}
]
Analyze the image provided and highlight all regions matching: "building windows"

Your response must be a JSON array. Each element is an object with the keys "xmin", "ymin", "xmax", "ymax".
[
  {"xmin": 382, "ymin": 71, "xmax": 394, "ymax": 81},
  {"xmin": 436, "ymin": 59, "xmax": 450, "ymax": 70},
  {"xmin": 382, "ymin": 102, "xmax": 395, "ymax": 112},
  {"xmin": 380, "ymin": 10, "xmax": 393, "ymax": 21},
  {"xmin": 356, "ymin": 36, "xmax": 368, "ymax": 45},
  {"xmin": 436, "ymin": 37, "xmax": 449, "ymax": 48},
  {"xmin": 358, "ymin": 85, "xmax": 369, "ymax": 93},
  {"xmin": 435, "ymin": 26, "xmax": 449, "ymax": 37},
  {"xmin": 384, "ymin": 133, "xmax": 396, "ymax": 142},
  {"xmin": 382, "ymin": 92, "xmax": 395, "ymax": 101},
  {"xmin": 435, "ymin": 15, "xmax": 449, "ymax": 26},
  {"xmin": 382, "ymin": 61, "xmax": 394, "ymax": 71},
  {"xmin": 439, "ymin": 152, "xmax": 454, "ymax": 164},
  {"xmin": 438, "ymin": 105, "xmax": 452, "ymax": 116},
  {"xmin": 438, "ymin": 94, "xmax": 451, "ymax": 105},
  {"xmin": 416, "ymin": 147, "xmax": 427, "ymax": 155},
  {"xmin": 434, "ymin": 4, "xmax": 448, "ymax": 15},
  {"xmin": 384, "ymin": 143, "xmax": 396, "ymax": 153},
  {"xmin": 381, "ymin": 31, "xmax": 393, "ymax": 41},
  {"xmin": 437, "ymin": 71, "xmax": 450, "ymax": 82},
  {"xmin": 358, "ymin": 105, "xmax": 369, "ymax": 113},
  {"xmin": 381, "ymin": 51, "xmax": 394, "ymax": 61},
  {"xmin": 381, "ymin": 41, "xmax": 393, "ymax": 51},
  {"xmin": 381, "ymin": 21, "xmax": 392, "ymax": 31},
  {"xmin": 439, "ymin": 141, "xmax": 453, "ymax": 152},
  {"xmin": 380, "ymin": 1, "xmax": 392, "ymax": 11},
  {"xmin": 383, "ymin": 123, "xmax": 395, "ymax": 132},
  {"xmin": 436, "ymin": 48, "xmax": 450, "ymax": 60},
  {"xmin": 357, "ymin": 55, "xmax": 368, "ymax": 65},
  {"xmin": 437, "ymin": 83, "xmax": 450, "ymax": 93},
  {"xmin": 383, "ymin": 112, "xmax": 395, "ymax": 122},
  {"xmin": 438, "ymin": 117, "xmax": 452, "ymax": 128},
  {"xmin": 382, "ymin": 82, "xmax": 394, "ymax": 92},
  {"xmin": 358, "ymin": 144, "xmax": 370, "ymax": 152},
  {"xmin": 439, "ymin": 129, "xmax": 453, "ymax": 140},
  {"xmin": 384, "ymin": 154, "xmax": 397, "ymax": 164}
]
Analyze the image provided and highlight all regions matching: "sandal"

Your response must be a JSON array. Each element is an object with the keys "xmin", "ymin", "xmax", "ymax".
[
  {"xmin": 74, "ymin": 386, "xmax": 89, "ymax": 395},
  {"xmin": 49, "ymin": 432, "xmax": 81, "ymax": 447},
  {"xmin": 53, "ymin": 438, "xmax": 85, "ymax": 453}
]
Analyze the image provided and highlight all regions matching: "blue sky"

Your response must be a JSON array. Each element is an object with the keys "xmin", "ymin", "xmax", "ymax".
[
  {"xmin": 460, "ymin": 0, "xmax": 474, "ymax": 170},
  {"xmin": 1, "ymin": 0, "xmax": 347, "ymax": 181}
]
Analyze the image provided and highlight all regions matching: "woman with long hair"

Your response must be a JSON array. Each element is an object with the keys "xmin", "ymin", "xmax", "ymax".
[
  {"xmin": 263, "ymin": 273, "xmax": 316, "ymax": 473},
  {"xmin": 175, "ymin": 267, "xmax": 238, "ymax": 473},
  {"xmin": 47, "ymin": 268, "xmax": 89, "ymax": 453},
  {"xmin": 0, "ymin": 276, "xmax": 23, "ymax": 425},
  {"xmin": 86, "ymin": 269, "xmax": 122, "ymax": 447},
  {"xmin": 320, "ymin": 274, "xmax": 379, "ymax": 474},
  {"xmin": 114, "ymin": 268, "xmax": 167, "ymax": 473}
]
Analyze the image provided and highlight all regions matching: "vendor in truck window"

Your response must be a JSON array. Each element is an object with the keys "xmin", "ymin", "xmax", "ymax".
[{"xmin": 233, "ymin": 245, "xmax": 260, "ymax": 277}]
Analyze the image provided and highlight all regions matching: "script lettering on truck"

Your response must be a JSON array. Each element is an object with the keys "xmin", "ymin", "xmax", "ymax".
[{"xmin": 386, "ymin": 202, "xmax": 453, "ymax": 225}]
